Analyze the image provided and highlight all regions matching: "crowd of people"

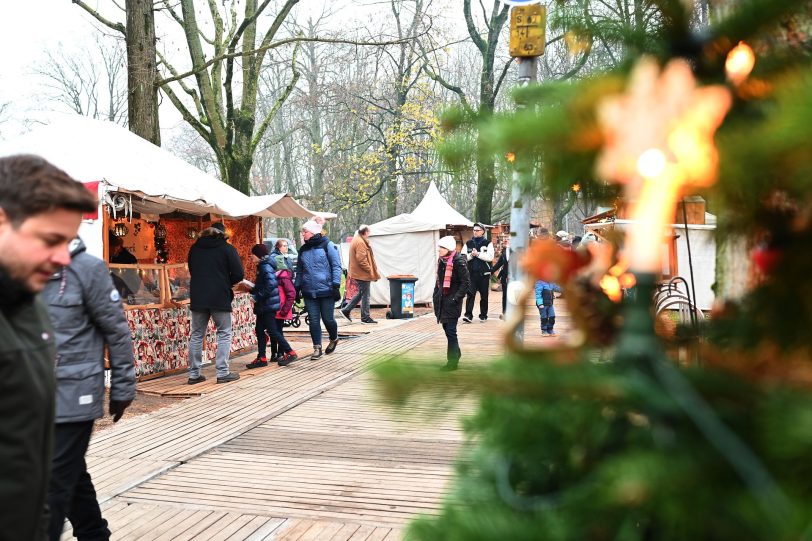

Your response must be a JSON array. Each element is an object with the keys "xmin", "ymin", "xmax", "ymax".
[{"xmin": 0, "ymin": 154, "xmax": 588, "ymax": 538}]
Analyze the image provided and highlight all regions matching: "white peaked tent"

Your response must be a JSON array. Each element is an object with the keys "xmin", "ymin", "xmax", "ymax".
[
  {"xmin": 367, "ymin": 181, "xmax": 473, "ymax": 305},
  {"xmin": 0, "ymin": 115, "xmax": 334, "ymax": 258},
  {"xmin": 410, "ymin": 180, "xmax": 474, "ymax": 227}
]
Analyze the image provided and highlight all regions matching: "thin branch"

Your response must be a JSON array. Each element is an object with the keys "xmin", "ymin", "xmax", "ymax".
[
  {"xmin": 72, "ymin": 0, "xmax": 126, "ymax": 35},
  {"xmin": 157, "ymin": 35, "xmax": 413, "ymax": 87},
  {"xmin": 492, "ymin": 57, "xmax": 515, "ymax": 101}
]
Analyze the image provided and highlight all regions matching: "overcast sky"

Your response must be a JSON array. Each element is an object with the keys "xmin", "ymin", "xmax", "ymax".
[{"xmin": 0, "ymin": 0, "xmax": 423, "ymax": 140}]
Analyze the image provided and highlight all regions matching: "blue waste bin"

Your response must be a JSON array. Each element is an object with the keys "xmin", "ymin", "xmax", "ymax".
[{"xmin": 386, "ymin": 275, "xmax": 418, "ymax": 319}]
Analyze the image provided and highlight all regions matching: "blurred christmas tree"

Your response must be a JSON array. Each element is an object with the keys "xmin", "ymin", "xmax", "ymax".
[{"xmin": 375, "ymin": 1, "xmax": 812, "ymax": 539}]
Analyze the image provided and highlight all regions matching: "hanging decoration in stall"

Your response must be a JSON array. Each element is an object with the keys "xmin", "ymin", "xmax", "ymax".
[
  {"xmin": 113, "ymin": 222, "xmax": 129, "ymax": 237},
  {"xmin": 153, "ymin": 222, "xmax": 169, "ymax": 263},
  {"xmin": 104, "ymin": 192, "xmax": 132, "ymax": 221}
]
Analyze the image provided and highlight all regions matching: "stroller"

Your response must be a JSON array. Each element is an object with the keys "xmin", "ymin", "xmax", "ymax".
[{"xmin": 283, "ymin": 299, "xmax": 306, "ymax": 328}]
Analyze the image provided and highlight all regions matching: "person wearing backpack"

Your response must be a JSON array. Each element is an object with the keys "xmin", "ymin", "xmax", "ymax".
[
  {"xmin": 295, "ymin": 216, "xmax": 342, "ymax": 359},
  {"xmin": 535, "ymin": 279, "xmax": 563, "ymax": 337}
]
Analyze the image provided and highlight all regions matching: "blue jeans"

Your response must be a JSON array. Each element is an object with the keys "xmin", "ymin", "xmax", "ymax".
[
  {"xmin": 537, "ymin": 304, "xmax": 555, "ymax": 333},
  {"xmin": 304, "ymin": 296, "xmax": 338, "ymax": 346},
  {"xmin": 188, "ymin": 309, "xmax": 232, "ymax": 378},
  {"xmin": 442, "ymin": 321, "xmax": 461, "ymax": 365},
  {"xmin": 344, "ymin": 279, "xmax": 371, "ymax": 319},
  {"xmin": 256, "ymin": 310, "xmax": 291, "ymax": 358}
]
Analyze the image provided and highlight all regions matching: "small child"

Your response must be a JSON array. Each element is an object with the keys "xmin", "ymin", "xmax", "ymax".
[
  {"xmin": 273, "ymin": 254, "xmax": 297, "ymax": 366},
  {"xmin": 535, "ymin": 279, "xmax": 562, "ymax": 337}
]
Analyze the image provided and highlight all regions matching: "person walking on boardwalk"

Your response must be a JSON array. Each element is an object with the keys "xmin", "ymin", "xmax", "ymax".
[
  {"xmin": 246, "ymin": 243, "xmax": 297, "ymax": 369},
  {"xmin": 535, "ymin": 279, "xmax": 563, "ymax": 337},
  {"xmin": 341, "ymin": 224, "xmax": 381, "ymax": 324},
  {"xmin": 433, "ymin": 236, "xmax": 470, "ymax": 371},
  {"xmin": 0, "ymin": 155, "xmax": 97, "ymax": 541},
  {"xmin": 273, "ymin": 251, "xmax": 297, "ymax": 366},
  {"xmin": 491, "ymin": 238, "xmax": 510, "ymax": 319},
  {"xmin": 461, "ymin": 223, "xmax": 494, "ymax": 323},
  {"xmin": 295, "ymin": 216, "xmax": 342, "ymax": 359},
  {"xmin": 187, "ymin": 222, "xmax": 244, "ymax": 384},
  {"xmin": 42, "ymin": 237, "xmax": 136, "ymax": 541}
]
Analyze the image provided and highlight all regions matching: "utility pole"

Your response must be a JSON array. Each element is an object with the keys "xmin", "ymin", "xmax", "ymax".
[{"xmin": 505, "ymin": 2, "xmax": 546, "ymax": 343}]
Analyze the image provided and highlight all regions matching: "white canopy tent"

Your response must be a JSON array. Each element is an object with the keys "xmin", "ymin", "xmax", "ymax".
[
  {"xmin": 0, "ymin": 115, "xmax": 334, "ymax": 219},
  {"xmin": 0, "ymin": 115, "xmax": 334, "ymax": 258},
  {"xmin": 367, "ymin": 181, "xmax": 473, "ymax": 305}
]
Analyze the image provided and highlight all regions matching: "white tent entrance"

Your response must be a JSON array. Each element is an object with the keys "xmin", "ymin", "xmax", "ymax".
[{"xmin": 367, "ymin": 182, "xmax": 474, "ymax": 306}]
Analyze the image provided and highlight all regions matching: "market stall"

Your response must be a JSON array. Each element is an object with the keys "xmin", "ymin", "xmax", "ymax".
[{"xmin": 0, "ymin": 115, "xmax": 334, "ymax": 379}]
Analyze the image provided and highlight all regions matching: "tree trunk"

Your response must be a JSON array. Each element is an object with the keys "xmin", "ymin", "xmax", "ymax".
[
  {"xmin": 126, "ymin": 0, "xmax": 159, "ymax": 145},
  {"xmin": 475, "ymin": 130, "xmax": 496, "ymax": 224}
]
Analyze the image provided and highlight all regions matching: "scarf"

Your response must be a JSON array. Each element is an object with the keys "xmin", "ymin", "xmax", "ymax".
[{"xmin": 440, "ymin": 250, "xmax": 456, "ymax": 295}]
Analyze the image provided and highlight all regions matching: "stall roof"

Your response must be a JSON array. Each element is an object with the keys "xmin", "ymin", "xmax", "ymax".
[
  {"xmin": 0, "ymin": 115, "xmax": 334, "ymax": 219},
  {"xmin": 410, "ymin": 181, "xmax": 474, "ymax": 227},
  {"xmin": 368, "ymin": 213, "xmax": 441, "ymax": 236}
]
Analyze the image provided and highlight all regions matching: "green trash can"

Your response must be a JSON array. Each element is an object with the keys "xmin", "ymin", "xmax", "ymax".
[{"xmin": 385, "ymin": 275, "xmax": 418, "ymax": 319}]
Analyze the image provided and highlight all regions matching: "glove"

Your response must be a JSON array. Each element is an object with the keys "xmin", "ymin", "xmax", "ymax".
[
  {"xmin": 332, "ymin": 286, "xmax": 342, "ymax": 302},
  {"xmin": 109, "ymin": 399, "xmax": 132, "ymax": 423},
  {"xmin": 295, "ymin": 289, "xmax": 303, "ymax": 302}
]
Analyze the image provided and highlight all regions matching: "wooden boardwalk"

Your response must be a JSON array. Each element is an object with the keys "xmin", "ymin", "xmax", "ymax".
[{"xmin": 63, "ymin": 292, "xmax": 568, "ymax": 540}]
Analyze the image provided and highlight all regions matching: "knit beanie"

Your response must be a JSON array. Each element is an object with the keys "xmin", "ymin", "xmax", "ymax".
[
  {"xmin": 251, "ymin": 243, "xmax": 269, "ymax": 258},
  {"xmin": 302, "ymin": 215, "xmax": 325, "ymax": 235},
  {"xmin": 438, "ymin": 236, "xmax": 456, "ymax": 251}
]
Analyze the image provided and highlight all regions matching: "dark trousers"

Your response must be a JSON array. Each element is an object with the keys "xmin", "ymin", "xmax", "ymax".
[
  {"xmin": 48, "ymin": 421, "xmax": 110, "ymax": 541},
  {"xmin": 344, "ymin": 279, "xmax": 371, "ymax": 320},
  {"xmin": 304, "ymin": 296, "xmax": 338, "ymax": 345},
  {"xmin": 464, "ymin": 273, "xmax": 490, "ymax": 320},
  {"xmin": 500, "ymin": 280, "xmax": 507, "ymax": 315},
  {"xmin": 442, "ymin": 321, "xmax": 461, "ymax": 366},
  {"xmin": 256, "ymin": 310, "xmax": 291, "ymax": 358}
]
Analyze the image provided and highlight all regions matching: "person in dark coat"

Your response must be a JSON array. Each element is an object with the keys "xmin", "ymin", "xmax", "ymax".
[
  {"xmin": 491, "ymin": 238, "xmax": 510, "ymax": 319},
  {"xmin": 187, "ymin": 222, "xmax": 244, "ymax": 384},
  {"xmin": 246, "ymin": 243, "xmax": 297, "ymax": 368},
  {"xmin": 109, "ymin": 235, "xmax": 137, "ymax": 264},
  {"xmin": 461, "ymin": 222, "xmax": 494, "ymax": 323},
  {"xmin": 0, "ymin": 155, "xmax": 98, "ymax": 541},
  {"xmin": 42, "ymin": 238, "xmax": 136, "ymax": 541},
  {"xmin": 295, "ymin": 216, "xmax": 342, "ymax": 359},
  {"xmin": 433, "ymin": 235, "xmax": 470, "ymax": 371}
]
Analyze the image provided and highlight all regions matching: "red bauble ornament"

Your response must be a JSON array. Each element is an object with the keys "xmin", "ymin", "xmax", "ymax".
[{"xmin": 751, "ymin": 245, "xmax": 782, "ymax": 275}]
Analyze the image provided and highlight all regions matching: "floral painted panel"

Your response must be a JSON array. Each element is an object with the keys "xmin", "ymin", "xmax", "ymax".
[{"xmin": 127, "ymin": 293, "xmax": 257, "ymax": 379}]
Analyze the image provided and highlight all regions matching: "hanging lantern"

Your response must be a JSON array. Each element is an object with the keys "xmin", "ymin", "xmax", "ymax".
[
  {"xmin": 113, "ymin": 222, "xmax": 129, "ymax": 237},
  {"xmin": 155, "ymin": 223, "xmax": 167, "ymax": 239},
  {"xmin": 186, "ymin": 227, "xmax": 198, "ymax": 240}
]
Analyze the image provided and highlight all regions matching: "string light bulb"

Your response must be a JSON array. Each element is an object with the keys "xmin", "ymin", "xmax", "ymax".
[{"xmin": 726, "ymin": 41, "xmax": 755, "ymax": 86}]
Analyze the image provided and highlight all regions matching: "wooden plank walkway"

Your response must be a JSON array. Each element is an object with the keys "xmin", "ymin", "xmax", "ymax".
[{"xmin": 62, "ymin": 292, "xmax": 570, "ymax": 540}]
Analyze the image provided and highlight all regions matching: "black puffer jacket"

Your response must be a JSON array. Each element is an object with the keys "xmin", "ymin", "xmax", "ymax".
[
  {"xmin": 432, "ymin": 252, "xmax": 470, "ymax": 323},
  {"xmin": 188, "ymin": 235, "xmax": 244, "ymax": 312},
  {"xmin": 252, "ymin": 257, "xmax": 280, "ymax": 315}
]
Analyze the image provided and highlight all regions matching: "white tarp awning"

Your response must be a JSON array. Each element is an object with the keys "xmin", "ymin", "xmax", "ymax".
[{"xmin": 0, "ymin": 115, "xmax": 334, "ymax": 219}]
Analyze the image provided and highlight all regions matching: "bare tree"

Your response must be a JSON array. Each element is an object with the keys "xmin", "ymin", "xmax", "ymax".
[
  {"xmin": 35, "ymin": 36, "xmax": 127, "ymax": 124},
  {"xmin": 73, "ymin": 0, "xmax": 160, "ymax": 144}
]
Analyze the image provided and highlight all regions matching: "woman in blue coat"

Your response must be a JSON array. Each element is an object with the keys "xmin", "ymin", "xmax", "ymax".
[{"xmin": 295, "ymin": 216, "xmax": 342, "ymax": 359}]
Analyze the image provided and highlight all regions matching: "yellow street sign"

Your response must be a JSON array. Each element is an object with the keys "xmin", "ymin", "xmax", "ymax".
[{"xmin": 509, "ymin": 5, "xmax": 547, "ymax": 58}]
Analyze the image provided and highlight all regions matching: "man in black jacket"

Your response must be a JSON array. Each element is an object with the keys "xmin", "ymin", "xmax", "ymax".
[
  {"xmin": 491, "ymin": 238, "xmax": 510, "ymax": 319},
  {"xmin": 461, "ymin": 223, "xmax": 494, "ymax": 323},
  {"xmin": 187, "ymin": 222, "xmax": 244, "ymax": 384},
  {"xmin": 0, "ymin": 155, "xmax": 98, "ymax": 541}
]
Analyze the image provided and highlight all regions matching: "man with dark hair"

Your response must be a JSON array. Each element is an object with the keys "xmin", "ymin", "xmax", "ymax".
[
  {"xmin": 42, "ymin": 237, "xmax": 135, "ymax": 541},
  {"xmin": 461, "ymin": 223, "xmax": 494, "ymax": 323},
  {"xmin": 0, "ymin": 154, "xmax": 97, "ymax": 541},
  {"xmin": 187, "ymin": 222, "xmax": 244, "ymax": 384},
  {"xmin": 109, "ymin": 235, "xmax": 137, "ymax": 264}
]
